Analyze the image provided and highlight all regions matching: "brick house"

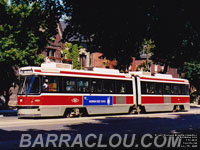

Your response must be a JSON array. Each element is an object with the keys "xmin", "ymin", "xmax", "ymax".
[
  {"xmin": 42, "ymin": 21, "xmax": 179, "ymax": 77},
  {"xmin": 91, "ymin": 54, "xmax": 179, "ymax": 78},
  {"xmin": 42, "ymin": 23, "xmax": 63, "ymax": 63}
]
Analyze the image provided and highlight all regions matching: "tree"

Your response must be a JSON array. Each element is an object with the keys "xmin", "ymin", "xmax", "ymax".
[
  {"xmin": 62, "ymin": 42, "xmax": 81, "ymax": 69},
  {"xmin": 183, "ymin": 62, "xmax": 200, "ymax": 103},
  {"xmin": 136, "ymin": 60, "xmax": 153, "ymax": 72},
  {"xmin": 0, "ymin": 0, "xmax": 63, "ymax": 108},
  {"xmin": 62, "ymin": 0, "xmax": 200, "ymax": 100},
  {"xmin": 62, "ymin": 42, "xmax": 73, "ymax": 60},
  {"xmin": 62, "ymin": 0, "xmax": 200, "ymax": 72},
  {"xmin": 63, "ymin": 0, "xmax": 150, "ymax": 72},
  {"xmin": 138, "ymin": 38, "xmax": 155, "ymax": 72},
  {"xmin": 148, "ymin": 1, "xmax": 200, "ymax": 73}
]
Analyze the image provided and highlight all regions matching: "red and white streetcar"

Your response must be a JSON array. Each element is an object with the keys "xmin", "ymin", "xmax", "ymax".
[{"xmin": 17, "ymin": 63, "xmax": 190, "ymax": 117}]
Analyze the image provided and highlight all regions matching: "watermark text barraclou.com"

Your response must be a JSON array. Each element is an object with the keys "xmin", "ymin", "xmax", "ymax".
[{"xmin": 19, "ymin": 133, "xmax": 196, "ymax": 148}]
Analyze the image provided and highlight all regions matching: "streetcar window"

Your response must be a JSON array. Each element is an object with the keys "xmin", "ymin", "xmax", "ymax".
[
  {"xmin": 155, "ymin": 83, "xmax": 162, "ymax": 94},
  {"xmin": 147, "ymin": 82, "xmax": 155, "ymax": 94},
  {"xmin": 42, "ymin": 76, "xmax": 60, "ymax": 92},
  {"xmin": 142, "ymin": 82, "xmax": 189, "ymax": 95},
  {"xmin": 170, "ymin": 84, "xmax": 189, "ymax": 95},
  {"xmin": 18, "ymin": 76, "xmax": 25, "ymax": 95},
  {"xmin": 77, "ymin": 78, "xmax": 90, "ymax": 93},
  {"xmin": 116, "ymin": 80, "xmax": 125, "ymax": 94},
  {"xmin": 180, "ymin": 84, "xmax": 189, "ymax": 95},
  {"xmin": 171, "ymin": 84, "xmax": 181, "ymax": 95},
  {"xmin": 102, "ymin": 79, "xmax": 115, "ymax": 94},
  {"xmin": 141, "ymin": 82, "xmax": 157, "ymax": 94},
  {"xmin": 91, "ymin": 79, "xmax": 102, "ymax": 93},
  {"xmin": 163, "ymin": 83, "xmax": 171, "ymax": 95},
  {"xmin": 116, "ymin": 80, "xmax": 133, "ymax": 94},
  {"xmin": 185, "ymin": 85, "xmax": 190, "ymax": 95},
  {"xmin": 141, "ymin": 82, "xmax": 156, "ymax": 94},
  {"xmin": 63, "ymin": 77, "xmax": 76, "ymax": 93},
  {"xmin": 30, "ymin": 77, "xmax": 40, "ymax": 94},
  {"xmin": 125, "ymin": 81, "xmax": 133, "ymax": 94},
  {"xmin": 18, "ymin": 76, "xmax": 40, "ymax": 95},
  {"xmin": 141, "ymin": 82, "xmax": 147, "ymax": 94}
]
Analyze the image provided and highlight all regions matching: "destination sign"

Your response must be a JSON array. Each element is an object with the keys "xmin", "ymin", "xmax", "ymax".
[{"xmin": 83, "ymin": 96, "xmax": 113, "ymax": 106}]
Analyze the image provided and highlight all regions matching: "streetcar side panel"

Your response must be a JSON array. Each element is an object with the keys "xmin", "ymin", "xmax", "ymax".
[
  {"xmin": 17, "ymin": 70, "xmax": 136, "ymax": 117},
  {"xmin": 137, "ymin": 77, "xmax": 190, "ymax": 112}
]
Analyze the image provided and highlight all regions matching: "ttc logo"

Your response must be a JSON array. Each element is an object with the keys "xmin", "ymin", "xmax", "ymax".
[{"xmin": 71, "ymin": 98, "xmax": 79, "ymax": 103}]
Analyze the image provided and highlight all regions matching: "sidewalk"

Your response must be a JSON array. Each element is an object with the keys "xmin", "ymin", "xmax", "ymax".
[{"xmin": 190, "ymin": 103, "xmax": 200, "ymax": 108}]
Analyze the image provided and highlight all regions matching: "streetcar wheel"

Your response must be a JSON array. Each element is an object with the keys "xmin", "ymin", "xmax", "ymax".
[
  {"xmin": 180, "ymin": 105, "xmax": 184, "ymax": 111},
  {"xmin": 173, "ymin": 105, "xmax": 181, "ymax": 112},
  {"xmin": 140, "ymin": 106, "xmax": 146, "ymax": 114},
  {"xmin": 79, "ymin": 108, "xmax": 88, "ymax": 117},
  {"xmin": 63, "ymin": 108, "xmax": 73, "ymax": 118}
]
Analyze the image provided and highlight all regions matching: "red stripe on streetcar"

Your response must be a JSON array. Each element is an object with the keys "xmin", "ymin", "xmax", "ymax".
[
  {"xmin": 126, "ymin": 96, "xmax": 134, "ymax": 104},
  {"xmin": 34, "ymin": 69, "xmax": 127, "ymax": 78},
  {"xmin": 113, "ymin": 96, "xmax": 117, "ymax": 104},
  {"xmin": 34, "ymin": 69, "xmax": 41, "ymax": 72},
  {"xmin": 171, "ymin": 97, "xmax": 190, "ymax": 103},
  {"xmin": 141, "ymin": 96, "xmax": 164, "ymax": 104},
  {"xmin": 60, "ymin": 71, "xmax": 126, "ymax": 78},
  {"xmin": 18, "ymin": 96, "xmax": 83, "ymax": 105},
  {"xmin": 140, "ymin": 77, "xmax": 185, "ymax": 83}
]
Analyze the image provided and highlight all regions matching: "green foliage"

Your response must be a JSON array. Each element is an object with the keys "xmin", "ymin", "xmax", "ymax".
[
  {"xmin": 62, "ymin": 42, "xmax": 82, "ymax": 69},
  {"xmin": 138, "ymin": 39, "xmax": 155, "ymax": 72},
  {"xmin": 72, "ymin": 44, "xmax": 81, "ymax": 70},
  {"xmin": 0, "ymin": 0, "xmax": 63, "ymax": 107},
  {"xmin": 140, "ymin": 39, "xmax": 155, "ymax": 56},
  {"xmin": 183, "ymin": 62, "xmax": 200, "ymax": 88},
  {"xmin": 63, "ymin": 0, "xmax": 143, "ymax": 71},
  {"xmin": 63, "ymin": 0, "xmax": 200, "ymax": 74},
  {"xmin": 62, "ymin": 42, "xmax": 73, "ymax": 59},
  {"xmin": 136, "ymin": 60, "xmax": 153, "ymax": 72}
]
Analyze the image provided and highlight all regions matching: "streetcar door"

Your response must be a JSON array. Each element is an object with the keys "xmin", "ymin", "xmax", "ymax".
[{"xmin": 135, "ymin": 76, "xmax": 142, "ymax": 105}]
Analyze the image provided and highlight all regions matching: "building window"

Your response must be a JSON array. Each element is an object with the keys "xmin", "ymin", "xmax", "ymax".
[
  {"xmin": 80, "ymin": 53, "xmax": 86, "ymax": 68},
  {"xmin": 46, "ymin": 49, "xmax": 56, "ymax": 57},
  {"xmin": 52, "ymin": 50, "xmax": 56, "ymax": 57},
  {"xmin": 47, "ymin": 49, "xmax": 51, "ymax": 57}
]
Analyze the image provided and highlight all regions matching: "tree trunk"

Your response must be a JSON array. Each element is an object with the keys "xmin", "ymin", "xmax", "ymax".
[
  {"xmin": 4, "ymin": 89, "xmax": 10, "ymax": 109},
  {"xmin": 146, "ymin": 54, "xmax": 150, "ymax": 71}
]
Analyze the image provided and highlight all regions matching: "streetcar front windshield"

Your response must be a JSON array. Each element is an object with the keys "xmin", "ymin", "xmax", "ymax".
[{"xmin": 18, "ymin": 76, "xmax": 40, "ymax": 95}]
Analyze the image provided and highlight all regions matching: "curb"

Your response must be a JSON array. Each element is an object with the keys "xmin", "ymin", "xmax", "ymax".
[
  {"xmin": 0, "ymin": 110, "xmax": 17, "ymax": 113},
  {"xmin": 0, "ymin": 110, "xmax": 17, "ymax": 117},
  {"xmin": 190, "ymin": 104, "xmax": 200, "ymax": 108}
]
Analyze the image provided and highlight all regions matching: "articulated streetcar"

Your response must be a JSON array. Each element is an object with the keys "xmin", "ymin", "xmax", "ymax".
[{"xmin": 17, "ymin": 63, "xmax": 190, "ymax": 117}]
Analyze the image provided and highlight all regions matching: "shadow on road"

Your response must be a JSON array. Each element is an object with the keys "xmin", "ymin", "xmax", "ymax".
[{"xmin": 0, "ymin": 112, "xmax": 200, "ymax": 150}]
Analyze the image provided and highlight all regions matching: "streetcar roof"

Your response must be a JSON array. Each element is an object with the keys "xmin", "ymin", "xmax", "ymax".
[
  {"xmin": 130, "ymin": 71, "xmax": 189, "ymax": 84},
  {"xmin": 19, "ymin": 63, "xmax": 189, "ymax": 83},
  {"xmin": 19, "ymin": 63, "xmax": 132, "ymax": 79}
]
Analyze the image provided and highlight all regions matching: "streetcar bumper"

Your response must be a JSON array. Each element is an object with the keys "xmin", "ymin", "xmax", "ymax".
[{"xmin": 17, "ymin": 106, "xmax": 41, "ymax": 117}]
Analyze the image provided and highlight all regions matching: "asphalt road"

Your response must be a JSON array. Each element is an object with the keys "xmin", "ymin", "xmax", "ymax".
[{"xmin": 0, "ymin": 105, "xmax": 200, "ymax": 150}]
